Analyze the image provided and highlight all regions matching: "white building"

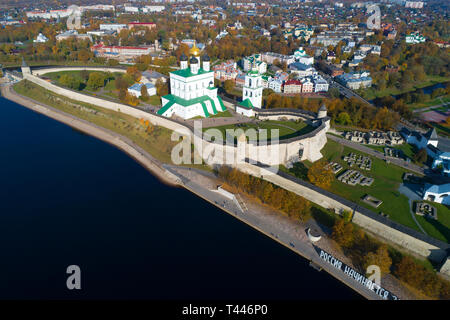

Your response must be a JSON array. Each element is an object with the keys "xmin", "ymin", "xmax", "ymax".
[
  {"xmin": 261, "ymin": 52, "xmax": 295, "ymax": 66},
  {"xmin": 312, "ymin": 75, "xmax": 329, "ymax": 92},
  {"xmin": 243, "ymin": 54, "xmax": 267, "ymax": 74},
  {"xmin": 400, "ymin": 127, "xmax": 438, "ymax": 151},
  {"xmin": 124, "ymin": 6, "xmax": 139, "ymax": 13},
  {"xmin": 423, "ymin": 183, "xmax": 450, "ymax": 205},
  {"xmin": 127, "ymin": 83, "xmax": 157, "ymax": 98},
  {"xmin": 289, "ymin": 62, "xmax": 317, "ymax": 78},
  {"xmin": 405, "ymin": 1, "xmax": 424, "ymax": 8},
  {"xmin": 236, "ymin": 64, "xmax": 263, "ymax": 117},
  {"xmin": 157, "ymin": 45, "xmax": 226, "ymax": 119},
  {"xmin": 294, "ymin": 47, "xmax": 314, "ymax": 65},
  {"xmin": 268, "ymin": 78, "xmax": 283, "ymax": 93},
  {"xmin": 216, "ymin": 30, "xmax": 229, "ymax": 40},
  {"xmin": 143, "ymin": 6, "xmax": 165, "ymax": 13},
  {"xmin": 406, "ymin": 32, "xmax": 426, "ymax": 44},
  {"xmin": 99, "ymin": 24, "xmax": 127, "ymax": 32},
  {"xmin": 34, "ymin": 33, "xmax": 48, "ymax": 43}
]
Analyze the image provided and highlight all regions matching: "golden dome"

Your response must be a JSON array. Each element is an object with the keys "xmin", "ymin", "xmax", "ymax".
[{"xmin": 189, "ymin": 43, "xmax": 200, "ymax": 57}]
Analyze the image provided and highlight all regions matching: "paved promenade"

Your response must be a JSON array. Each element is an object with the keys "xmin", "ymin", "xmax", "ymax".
[{"xmin": 165, "ymin": 165, "xmax": 388, "ymax": 300}]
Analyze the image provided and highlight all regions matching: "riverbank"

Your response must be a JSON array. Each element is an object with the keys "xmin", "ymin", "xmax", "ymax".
[
  {"xmin": 0, "ymin": 84, "xmax": 179, "ymax": 187},
  {"xmin": 1, "ymin": 81, "xmax": 417, "ymax": 300}
]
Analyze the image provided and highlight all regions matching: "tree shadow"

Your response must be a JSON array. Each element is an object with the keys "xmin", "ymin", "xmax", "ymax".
[
  {"xmin": 425, "ymin": 217, "xmax": 450, "ymax": 243},
  {"xmin": 310, "ymin": 206, "xmax": 336, "ymax": 229},
  {"xmin": 288, "ymin": 161, "xmax": 308, "ymax": 180}
]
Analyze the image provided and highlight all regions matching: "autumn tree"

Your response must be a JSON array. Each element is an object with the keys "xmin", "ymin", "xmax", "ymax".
[
  {"xmin": 155, "ymin": 79, "xmax": 169, "ymax": 96},
  {"xmin": 336, "ymin": 112, "xmax": 352, "ymax": 125},
  {"xmin": 394, "ymin": 256, "xmax": 424, "ymax": 288},
  {"xmin": 87, "ymin": 72, "xmax": 105, "ymax": 90},
  {"xmin": 307, "ymin": 160, "xmax": 334, "ymax": 189},
  {"xmin": 363, "ymin": 245, "xmax": 392, "ymax": 275},
  {"xmin": 223, "ymin": 79, "xmax": 235, "ymax": 94},
  {"xmin": 140, "ymin": 85, "xmax": 149, "ymax": 101},
  {"xmin": 413, "ymin": 148, "xmax": 428, "ymax": 164},
  {"xmin": 331, "ymin": 219, "xmax": 354, "ymax": 248},
  {"xmin": 126, "ymin": 66, "xmax": 142, "ymax": 82}
]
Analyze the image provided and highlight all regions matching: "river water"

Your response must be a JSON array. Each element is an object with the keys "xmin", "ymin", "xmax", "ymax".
[{"xmin": 0, "ymin": 96, "xmax": 361, "ymax": 299}]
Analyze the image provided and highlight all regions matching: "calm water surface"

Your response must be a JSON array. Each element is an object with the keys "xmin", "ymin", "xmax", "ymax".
[{"xmin": 0, "ymin": 96, "xmax": 360, "ymax": 299}]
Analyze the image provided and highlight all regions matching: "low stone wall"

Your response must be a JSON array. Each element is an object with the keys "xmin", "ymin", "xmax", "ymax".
[
  {"xmin": 32, "ymin": 66, "xmax": 126, "ymax": 76},
  {"xmin": 236, "ymin": 163, "xmax": 449, "ymax": 267},
  {"xmin": 352, "ymin": 212, "xmax": 447, "ymax": 262}
]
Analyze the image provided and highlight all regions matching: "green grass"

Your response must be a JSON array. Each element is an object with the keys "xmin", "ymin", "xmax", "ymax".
[
  {"xmin": 147, "ymin": 95, "xmax": 161, "ymax": 106},
  {"xmin": 204, "ymin": 119, "xmax": 315, "ymax": 141},
  {"xmin": 209, "ymin": 109, "xmax": 233, "ymax": 118},
  {"xmin": 393, "ymin": 143, "xmax": 416, "ymax": 160},
  {"xmin": 415, "ymin": 201, "xmax": 450, "ymax": 243},
  {"xmin": 362, "ymin": 76, "xmax": 450, "ymax": 100},
  {"xmin": 321, "ymin": 139, "xmax": 450, "ymax": 241},
  {"xmin": 13, "ymin": 80, "xmax": 210, "ymax": 172},
  {"xmin": 408, "ymin": 95, "xmax": 450, "ymax": 110}
]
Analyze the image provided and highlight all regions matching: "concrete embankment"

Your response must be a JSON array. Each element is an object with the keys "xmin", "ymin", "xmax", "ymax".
[{"xmin": 0, "ymin": 84, "xmax": 180, "ymax": 187}]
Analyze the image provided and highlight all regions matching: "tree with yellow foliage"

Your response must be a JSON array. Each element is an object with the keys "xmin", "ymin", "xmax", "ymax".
[
  {"xmin": 363, "ymin": 245, "xmax": 392, "ymax": 275},
  {"xmin": 307, "ymin": 160, "xmax": 334, "ymax": 189}
]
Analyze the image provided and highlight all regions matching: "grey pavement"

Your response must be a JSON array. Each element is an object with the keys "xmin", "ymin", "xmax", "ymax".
[{"xmin": 165, "ymin": 164, "xmax": 386, "ymax": 300}]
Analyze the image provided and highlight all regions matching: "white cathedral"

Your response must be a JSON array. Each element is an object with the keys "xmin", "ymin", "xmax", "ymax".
[{"xmin": 157, "ymin": 44, "xmax": 226, "ymax": 119}]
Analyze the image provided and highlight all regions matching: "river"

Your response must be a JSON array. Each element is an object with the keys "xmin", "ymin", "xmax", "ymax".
[{"xmin": 0, "ymin": 96, "xmax": 361, "ymax": 299}]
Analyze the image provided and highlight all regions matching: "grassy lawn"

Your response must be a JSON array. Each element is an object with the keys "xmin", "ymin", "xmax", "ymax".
[
  {"xmin": 393, "ymin": 143, "xmax": 416, "ymax": 160},
  {"xmin": 432, "ymin": 123, "xmax": 450, "ymax": 137},
  {"xmin": 13, "ymin": 80, "xmax": 210, "ymax": 172},
  {"xmin": 415, "ymin": 202, "xmax": 450, "ymax": 243},
  {"xmin": 321, "ymin": 139, "xmax": 450, "ymax": 242},
  {"xmin": 147, "ymin": 95, "xmax": 161, "ymax": 106},
  {"xmin": 363, "ymin": 76, "xmax": 450, "ymax": 100},
  {"xmin": 209, "ymin": 109, "xmax": 233, "ymax": 118},
  {"xmin": 287, "ymin": 139, "xmax": 450, "ymax": 241},
  {"xmin": 408, "ymin": 95, "xmax": 450, "ymax": 110},
  {"xmin": 205, "ymin": 119, "xmax": 315, "ymax": 141}
]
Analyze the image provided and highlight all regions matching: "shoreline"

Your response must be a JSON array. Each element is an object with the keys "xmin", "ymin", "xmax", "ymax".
[
  {"xmin": 1, "ymin": 82, "xmax": 396, "ymax": 300},
  {"xmin": 0, "ymin": 84, "xmax": 180, "ymax": 188}
]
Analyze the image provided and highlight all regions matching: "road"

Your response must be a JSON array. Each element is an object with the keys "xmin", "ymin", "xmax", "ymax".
[
  {"xmin": 327, "ymin": 133, "xmax": 426, "ymax": 175},
  {"xmin": 319, "ymin": 71, "xmax": 373, "ymax": 106},
  {"xmin": 412, "ymin": 101, "xmax": 450, "ymax": 114}
]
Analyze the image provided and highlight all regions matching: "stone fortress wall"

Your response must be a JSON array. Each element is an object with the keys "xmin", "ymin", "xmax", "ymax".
[
  {"xmin": 21, "ymin": 66, "xmax": 450, "ymax": 274},
  {"xmin": 25, "ymin": 66, "xmax": 329, "ymax": 165},
  {"xmin": 238, "ymin": 164, "xmax": 449, "ymax": 265}
]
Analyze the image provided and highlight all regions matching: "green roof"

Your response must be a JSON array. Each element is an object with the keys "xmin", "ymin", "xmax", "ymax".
[
  {"xmin": 158, "ymin": 93, "xmax": 225, "ymax": 118},
  {"xmin": 247, "ymin": 70, "xmax": 260, "ymax": 76},
  {"xmin": 170, "ymin": 67, "xmax": 213, "ymax": 78},
  {"xmin": 239, "ymin": 98, "xmax": 254, "ymax": 109}
]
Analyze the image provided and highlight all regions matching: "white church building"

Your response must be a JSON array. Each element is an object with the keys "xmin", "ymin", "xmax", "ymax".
[
  {"xmin": 157, "ymin": 44, "xmax": 226, "ymax": 119},
  {"xmin": 236, "ymin": 63, "xmax": 263, "ymax": 117}
]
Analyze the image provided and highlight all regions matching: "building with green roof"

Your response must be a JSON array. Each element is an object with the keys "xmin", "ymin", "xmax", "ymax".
[{"xmin": 157, "ymin": 50, "xmax": 226, "ymax": 119}]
